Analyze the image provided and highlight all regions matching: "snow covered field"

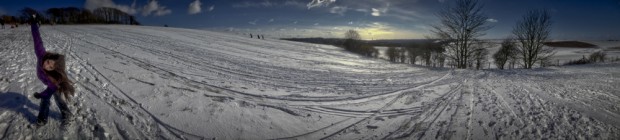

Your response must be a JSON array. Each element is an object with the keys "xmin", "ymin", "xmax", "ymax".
[{"xmin": 0, "ymin": 25, "xmax": 618, "ymax": 139}]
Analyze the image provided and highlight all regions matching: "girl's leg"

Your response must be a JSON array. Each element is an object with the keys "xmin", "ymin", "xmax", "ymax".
[
  {"xmin": 53, "ymin": 93, "xmax": 72, "ymax": 122},
  {"xmin": 37, "ymin": 95, "xmax": 52, "ymax": 124}
]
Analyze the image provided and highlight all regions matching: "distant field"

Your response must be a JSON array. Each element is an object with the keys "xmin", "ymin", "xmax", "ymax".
[
  {"xmin": 544, "ymin": 41, "xmax": 598, "ymax": 48},
  {"xmin": 607, "ymin": 46, "xmax": 620, "ymax": 50}
]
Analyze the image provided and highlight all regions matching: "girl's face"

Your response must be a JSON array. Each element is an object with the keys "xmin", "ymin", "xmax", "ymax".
[{"xmin": 43, "ymin": 59, "xmax": 56, "ymax": 71}]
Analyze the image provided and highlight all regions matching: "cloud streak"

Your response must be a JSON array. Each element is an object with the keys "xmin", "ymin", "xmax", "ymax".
[
  {"xmin": 307, "ymin": 0, "xmax": 336, "ymax": 9},
  {"xmin": 330, "ymin": 6, "xmax": 348, "ymax": 15},
  {"xmin": 233, "ymin": 1, "xmax": 274, "ymax": 8},
  {"xmin": 249, "ymin": 19, "xmax": 258, "ymax": 25},
  {"xmin": 232, "ymin": 0, "xmax": 306, "ymax": 8},
  {"xmin": 208, "ymin": 5, "xmax": 215, "ymax": 12}
]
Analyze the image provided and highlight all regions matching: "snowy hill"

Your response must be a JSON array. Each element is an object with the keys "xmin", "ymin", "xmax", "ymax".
[{"xmin": 0, "ymin": 25, "xmax": 618, "ymax": 139}]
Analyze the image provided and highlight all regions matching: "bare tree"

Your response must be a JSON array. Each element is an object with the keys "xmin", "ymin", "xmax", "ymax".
[
  {"xmin": 431, "ymin": 0, "xmax": 491, "ymax": 69},
  {"xmin": 21, "ymin": 7, "xmax": 42, "ymax": 23},
  {"xmin": 472, "ymin": 44, "xmax": 489, "ymax": 70},
  {"xmin": 342, "ymin": 30, "xmax": 377, "ymax": 58},
  {"xmin": 418, "ymin": 41, "xmax": 446, "ymax": 67},
  {"xmin": 431, "ymin": 43, "xmax": 447, "ymax": 67},
  {"xmin": 513, "ymin": 9, "xmax": 554, "ymax": 69},
  {"xmin": 493, "ymin": 38, "xmax": 518, "ymax": 69},
  {"xmin": 398, "ymin": 48, "xmax": 407, "ymax": 63},
  {"xmin": 387, "ymin": 47, "xmax": 399, "ymax": 63},
  {"xmin": 589, "ymin": 51, "xmax": 607, "ymax": 62},
  {"xmin": 407, "ymin": 44, "xmax": 420, "ymax": 65},
  {"xmin": 343, "ymin": 30, "xmax": 361, "ymax": 52},
  {"xmin": 345, "ymin": 30, "xmax": 361, "ymax": 40}
]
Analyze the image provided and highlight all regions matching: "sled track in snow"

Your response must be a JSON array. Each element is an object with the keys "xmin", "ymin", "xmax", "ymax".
[
  {"xmin": 85, "ymin": 27, "xmax": 425, "ymax": 94},
  {"xmin": 275, "ymin": 70, "xmax": 455, "ymax": 139},
  {"xmin": 53, "ymin": 26, "xmax": 454, "ymax": 139},
  {"xmin": 53, "ymin": 28, "xmax": 207, "ymax": 139},
  {"xmin": 382, "ymin": 79, "xmax": 465, "ymax": 139},
  {"xmin": 70, "ymin": 32, "xmax": 442, "ymax": 106}
]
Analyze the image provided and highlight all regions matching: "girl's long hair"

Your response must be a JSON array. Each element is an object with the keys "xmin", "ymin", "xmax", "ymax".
[{"xmin": 43, "ymin": 52, "xmax": 75, "ymax": 100}]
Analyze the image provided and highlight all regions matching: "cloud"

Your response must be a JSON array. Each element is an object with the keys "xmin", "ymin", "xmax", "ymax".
[
  {"xmin": 385, "ymin": 7, "xmax": 424, "ymax": 21},
  {"xmin": 355, "ymin": 8, "xmax": 369, "ymax": 13},
  {"xmin": 371, "ymin": 8, "xmax": 381, "ymax": 16},
  {"xmin": 208, "ymin": 5, "xmax": 215, "ymax": 11},
  {"xmin": 486, "ymin": 18, "xmax": 498, "ymax": 23},
  {"xmin": 370, "ymin": 3, "xmax": 390, "ymax": 17},
  {"xmin": 142, "ymin": 0, "xmax": 172, "ymax": 16},
  {"xmin": 188, "ymin": 0, "xmax": 202, "ymax": 14},
  {"xmin": 328, "ymin": 1, "xmax": 433, "ymax": 22},
  {"xmin": 330, "ymin": 6, "xmax": 348, "ymax": 15},
  {"xmin": 249, "ymin": 19, "xmax": 258, "ymax": 25},
  {"xmin": 284, "ymin": 0, "xmax": 306, "ymax": 8},
  {"xmin": 85, "ymin": 0, "xmax": 138, "ymax": 14},
  {"xmin": 307, "ymin": 0, "xmax": 336, "ymax": 9},
  {"xmin": 233, "ymin": 1, "xmax": 274, "ymax": 8},
  {"xmin": 268, "ymin": 18, "xmax": 275, "ymax": 22}
]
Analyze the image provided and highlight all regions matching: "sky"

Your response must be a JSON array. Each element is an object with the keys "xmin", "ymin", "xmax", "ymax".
[{"xmin": 1, "ymin": 0, "xmax": 619, "ymax": 40}]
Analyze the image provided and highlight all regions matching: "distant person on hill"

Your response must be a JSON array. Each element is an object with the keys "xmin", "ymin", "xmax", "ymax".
[
  {"xmin": 1, "ymin": 19, "xmax": 4, "ymax": 29},
  {"xmin": 29, "ymin": 15, "xmax": 75, "ymax": 126},
  {"xmin": 250, "ymin": 33, "xmax": 253, "ymax": 38}
]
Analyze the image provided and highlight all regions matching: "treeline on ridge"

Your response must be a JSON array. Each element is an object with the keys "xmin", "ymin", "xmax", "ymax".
[{"xmin": 1, "ymin": 7, "xmax": 140, "ymax": 25}]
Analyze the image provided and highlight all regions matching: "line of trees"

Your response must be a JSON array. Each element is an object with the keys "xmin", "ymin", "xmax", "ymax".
[
  {"xmin": 384, "ymin": 41, "xmax": 446, "ymax": 68},
  {"xmin": 433, "ymin": 0, "xmax": 555, "ymax": 69},
  {"xmin": 1, "ymin": 7, "xmax": 140, "ymax": 25}
]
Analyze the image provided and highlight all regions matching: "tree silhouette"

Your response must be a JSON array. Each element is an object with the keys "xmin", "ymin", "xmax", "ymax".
[
  {"xmin": 513, "ymin": 9, "xmax": 554, "ymax": 69},
  {"xmin": 493, "ymin": 38, "xmax": 518, "ymax": 69},
  {"xmin": 431, "ymin": 0, "xmax": 490, "ymax": 69}
]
